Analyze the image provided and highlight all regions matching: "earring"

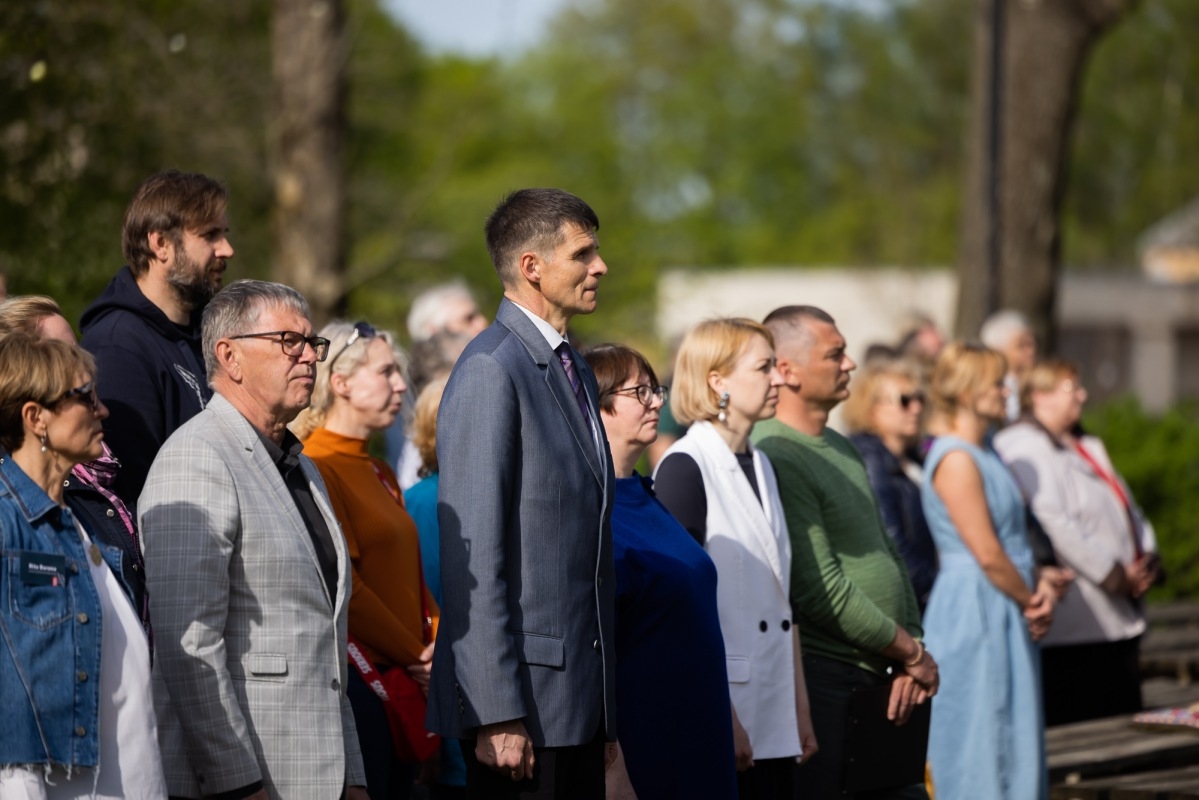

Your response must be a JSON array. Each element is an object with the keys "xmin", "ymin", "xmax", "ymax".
[
  {"xmin": 39, "ymin": 434, "xmax": 47, "ymax": 453},
  {"xmin": 717, "ymin": 392, "xmax": 730, "ymax": 423}
]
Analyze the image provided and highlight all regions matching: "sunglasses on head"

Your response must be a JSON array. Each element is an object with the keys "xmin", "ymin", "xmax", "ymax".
[{"xmin": 329, "ymin": 321, "xmax": 378, "ymax": 368}]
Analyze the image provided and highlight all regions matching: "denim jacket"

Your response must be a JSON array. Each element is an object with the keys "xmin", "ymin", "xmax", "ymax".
[{"xmin": 0, "ymin": 454, "xmax": 132, "ymax": 768}]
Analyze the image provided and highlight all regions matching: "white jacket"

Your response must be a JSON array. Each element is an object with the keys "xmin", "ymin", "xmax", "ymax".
[
  {"xmin": 656, "ymin": 421, "xmax": 801, "ymax": 759},
  {"xmin": 994, "ymin": 422, "xmax": 1156, "ymax": 646}
]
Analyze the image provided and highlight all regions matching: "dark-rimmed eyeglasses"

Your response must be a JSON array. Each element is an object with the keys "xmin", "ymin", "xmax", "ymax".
[
  {"xmin": 229, "ymin": 330, "xmax": 330, "ymax": 361},
  {"xmin": 605, "ymin": 384, "xmax": 668, "ymax": 409},
  {"xmin": 329, "ymin": 321, "xmax": 378, "ymax": 368},
  {"xmin": 897, "ymin": 392, "xmax": 925, "ymax": 410},
  {"xmin": 56, "ymin": 381, "xmax": 102, "ymax": 413}
]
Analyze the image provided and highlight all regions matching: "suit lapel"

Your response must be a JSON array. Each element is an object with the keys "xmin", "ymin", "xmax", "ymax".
[{"xmin": 497, "ymin": 300, "xmax": 604, "ymax": 486}]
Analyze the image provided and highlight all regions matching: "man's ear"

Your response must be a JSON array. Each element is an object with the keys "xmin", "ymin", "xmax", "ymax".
[
  {"xmin": 214, "ymin": 340, "xmax": 242, "ymax": 382},
  {"xmin": 517, "ymin": 250, "xmax": 542, "ymax": 285},
  {"xmin": 776, "ymin": 357, "xmax": 803, "ymax": 389},
  {"xmin": 147, "ymin": 231, "xmax": 173, "ymax": 266}
]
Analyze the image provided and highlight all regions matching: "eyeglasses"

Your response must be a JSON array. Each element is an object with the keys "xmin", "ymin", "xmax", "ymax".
[
  {"xmin": 606, "ymin": 384, "xmax": 668, "ymax": 408},
  {"xmin": 56, "ymin": 381, "xmax": 101, "ymax": 413},
  {"xmin": 897, "ymin": 392, "xmax": 925, "ymax": 410},
  {"xmin": 329, "ymin": 321, "xmax": 378, "ymax": 368},
  {"xmin": 229, "ymin": 330, "xmax": 331, "ymax": 361}
]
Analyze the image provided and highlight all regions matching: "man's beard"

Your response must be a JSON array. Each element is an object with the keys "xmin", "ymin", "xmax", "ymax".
[{"xmin": 166, "ymin": 249, "xmax": 220, "ymax": 312}]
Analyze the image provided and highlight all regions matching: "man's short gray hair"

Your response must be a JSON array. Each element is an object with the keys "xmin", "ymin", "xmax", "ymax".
[
  {"xmin": 979, "ymin": 309, "xmax": 1030, "ymax": 350},
  {"xmin": 762, "ymin": 305, "xmax": 836, "ymax": 363},
  {"xmin": 407, "ymin": 281, "xmax": 475, "ymax": 342},
  {"xmin": 202, "ymin": 280, "xmax": 310, "ymax": 377}
]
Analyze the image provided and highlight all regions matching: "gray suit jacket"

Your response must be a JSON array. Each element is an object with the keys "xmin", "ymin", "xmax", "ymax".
[
  {"xmin": 427, "ymin": 298, "xmax": 617, "ymax": 747},
  {"xmin": 141, "ymin": 393, "xmax": 366, "ymax": 799}
]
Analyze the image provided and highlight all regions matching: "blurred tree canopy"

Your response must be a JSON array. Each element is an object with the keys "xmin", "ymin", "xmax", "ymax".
[{"xmin": 1, "ymin": 0, "xmax": 1196, "ymax": 345}]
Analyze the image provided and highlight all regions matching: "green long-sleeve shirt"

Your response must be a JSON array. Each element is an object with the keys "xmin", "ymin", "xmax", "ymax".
[{"xmin": 753, "ymin": 419, "xmax": 922, "ymax": 675}]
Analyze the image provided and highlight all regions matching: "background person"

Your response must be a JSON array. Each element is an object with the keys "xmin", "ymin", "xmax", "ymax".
[
  {"xmin": 979, "ymin": 309, "xmax": 1037, "ymax": 424},
  {"xmin": 0, "ymin": 295, "xmax": 150, "ymax": 638},
  {"xmin": 403, "ymin": 375, "xmax": 466, "ymax": 799},
  {"xmin": 844, "ymin": 359, "xmax": 938, "ymax": 612},
  {"xmin": 80, "ymin": 170, "xmax": 233, "ymax": 506},
  {"xmin": 920, "ymin": 342, "xmax": 1054, "ymax": 800},
  {"xmin": 584, "ymin": 342, "xmax": 738, "ymax": 799},
  {"xmin": 0, "ymin": 334, "xmax": 165, "ymax": 799},
  {"xmin": 995, "ymin": 359, "xmax": 1159, "ymax": 725},
  {"xmin": 291, "ymin": 319, "xmax": 440, "ymax": 800},
  {"xmin": 654, "ymin": 318, "xmax": 813, "ymax": 799}
]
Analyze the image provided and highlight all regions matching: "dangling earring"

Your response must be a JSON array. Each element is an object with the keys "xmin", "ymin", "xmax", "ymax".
[
  {"xmin": 717, "ymin": 392, "xmax": 730, "ymax": 423},
  {"xmin": 39, "ymin": 434, "xmax": 48, "ymax": 453}
]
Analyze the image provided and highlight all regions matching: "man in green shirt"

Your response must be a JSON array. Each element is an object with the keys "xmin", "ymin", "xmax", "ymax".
[{"xmin": 754, "ymin": 305, "xmax": 938, "ymax": 799}]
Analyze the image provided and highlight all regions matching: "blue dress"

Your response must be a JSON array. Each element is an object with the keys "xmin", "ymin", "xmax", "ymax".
[
  {"xmin": 612, "ymin": 474, "xmax": 738, "ymax": 799},
  {"xmin": 403, "ymin": 472, "xmax": 466, "ymax": 790},
  {"xmin": 920, "ymin": 437, "xmax": 1047, "ymax": 800}
]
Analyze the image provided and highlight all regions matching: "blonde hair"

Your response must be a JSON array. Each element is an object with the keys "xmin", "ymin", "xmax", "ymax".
[
  {"xmin": 1020, "ymin": 359, "xmax": 1079, "ymax": 414},
  {"xmin": 411, "ymin": 375, "xmax": 449, "ymax": 476},
  {"xmin": 0, "ymin": 295, "xmax": 65, "ymax": 336},
  {"xmin": 929, "ymin": 341, "xmax": 1007, "ymax": 418},
  {"xmin": 842, "ymin": 359, "xmax": 921, "ymax": 434},
  {"xmin": 290, "ymin": 320, "xmax": 405, "ymax": 440},
  {"xmin": 0, "ymin": 333, "xmax": 96, "ymax": 452},
  {"xmin": 671, "ymin": 318, "xmax": 775, "ymax": 426}
]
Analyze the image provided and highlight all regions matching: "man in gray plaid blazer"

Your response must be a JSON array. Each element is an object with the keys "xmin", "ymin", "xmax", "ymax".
[
  {"xmin": 428, "ymin": 189, "xmax": 617, "ymax": 798},
  {"xmin": 141, "ymin": 280, "xmax": 368, "ymax": 800}
]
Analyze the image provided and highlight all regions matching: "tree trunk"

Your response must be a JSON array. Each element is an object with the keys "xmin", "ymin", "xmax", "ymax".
[
  {"xmin": 955, "ymin": 0, "xmax": 1138, "ymax": 350},
  {"xmin": 269, "ymin": 0, "xmax": 347, "ymax": 326}
]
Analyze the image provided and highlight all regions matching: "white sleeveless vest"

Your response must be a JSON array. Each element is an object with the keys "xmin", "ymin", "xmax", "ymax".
[{"xmin": 655, "ymin": 421, "xmax": 801, "ymax": 760}]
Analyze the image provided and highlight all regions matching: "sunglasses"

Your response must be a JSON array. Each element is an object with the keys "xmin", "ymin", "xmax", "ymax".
[
  {"xmin": 897, "ymin": 392, "xmax": 925, "ymax": 410},
  {"xmin": 329, "ymin": 321, "xmax": 378, "ymax": 368},
  {"xmin": 58, "ymin": 381, "xmax": 101, "ymax": 413}
]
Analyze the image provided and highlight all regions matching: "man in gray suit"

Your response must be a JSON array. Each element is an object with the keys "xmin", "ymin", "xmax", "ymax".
[
  {"xmin": 428, "ymin": 189, "xmax": 617, "ymax": 798},
  {"xmin": 141, "ymin": 280, "xmax": 368, "ymax": 800}
]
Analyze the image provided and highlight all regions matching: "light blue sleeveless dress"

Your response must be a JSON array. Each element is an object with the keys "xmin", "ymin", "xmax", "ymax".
[{"xmin": 921, "ymin": 436, "xmax": 1047, "ymax": 800}]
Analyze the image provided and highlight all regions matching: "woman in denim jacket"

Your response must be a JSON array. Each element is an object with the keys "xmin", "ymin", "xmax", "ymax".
[{"xmin": 0, "ymin": 333, "xmax": 165, "ymax": 799}]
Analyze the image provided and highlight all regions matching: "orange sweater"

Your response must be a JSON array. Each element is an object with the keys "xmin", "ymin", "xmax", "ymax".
[{"xmin": 303, "ymin": 427, "xmax": 439, "ymax": 667}]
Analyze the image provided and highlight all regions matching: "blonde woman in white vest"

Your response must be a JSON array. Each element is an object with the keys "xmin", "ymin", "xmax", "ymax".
[{"xmin": 654, "ymin": 318, "xmax": 816, "ymax": 799}]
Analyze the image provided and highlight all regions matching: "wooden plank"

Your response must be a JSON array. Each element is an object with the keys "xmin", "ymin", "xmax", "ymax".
[
  {"xmin": 1048, "ymin": 724, "xmax": 1199, "ymax": 784},
  {"xmin": 1143, "ymin": 629, "xmax": 1199, "ymax": 654},
  {"xmin": 1148, "ymin": 603, "xmax": 1199, "ymax": 627},
  {"xmin": 1051, "ymin": 764, "xmax": 1199, "ymax": 800}
]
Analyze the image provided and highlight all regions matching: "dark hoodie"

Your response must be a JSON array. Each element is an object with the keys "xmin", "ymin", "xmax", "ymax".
[{"xmin": 80, "ymin": 266, "xmax": 212, "ymax": 507}]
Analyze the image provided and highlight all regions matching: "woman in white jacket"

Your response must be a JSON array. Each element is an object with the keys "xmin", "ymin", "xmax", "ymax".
[
  {"xmin": 654, "ymin": 318, "xmax": 816, "ymax": 799},
  {"xmin": 994, "ymin": 358, "xmax": 1160, "ymax": 725}
]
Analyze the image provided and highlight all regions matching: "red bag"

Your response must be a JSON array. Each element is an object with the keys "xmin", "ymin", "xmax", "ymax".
[{"xmin": 347, "ymin": 635, "xmax": 440, "ymax": 763}]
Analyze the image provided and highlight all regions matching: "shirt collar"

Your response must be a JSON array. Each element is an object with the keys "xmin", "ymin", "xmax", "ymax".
[
  {"xmin": 510, "ymin": 300, "xmax": 567, "ymax": 351},
  {"xmin": 255, "ymin": 428, "xmax": 306, "ymax": 475}
]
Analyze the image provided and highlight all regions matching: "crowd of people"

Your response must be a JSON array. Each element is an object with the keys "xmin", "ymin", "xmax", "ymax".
[{"xmin": 0, "ymin": 172, "xmax": 1163, "ymax": 800}]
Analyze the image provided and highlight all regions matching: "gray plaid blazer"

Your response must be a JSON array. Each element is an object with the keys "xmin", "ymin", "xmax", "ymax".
[{"xmin": 141, "ymin": 393, "xmax": 365, "ymax": 799}]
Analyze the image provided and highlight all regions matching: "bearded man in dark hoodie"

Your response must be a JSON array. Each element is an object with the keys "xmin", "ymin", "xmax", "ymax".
[{"xmin": 81, "ymin": 170, "xmax": 233, "ymax": 506}]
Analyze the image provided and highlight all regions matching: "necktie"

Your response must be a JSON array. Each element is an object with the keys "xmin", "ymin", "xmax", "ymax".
[{"xmin": 556, "ymin": 342, "xmax": 590, "ymax": 421}]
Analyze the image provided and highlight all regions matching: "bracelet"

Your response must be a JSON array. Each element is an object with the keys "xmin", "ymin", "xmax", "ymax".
[{"xmin": 904, "ymin": 640, "xmax": 925, "ymax": 668}]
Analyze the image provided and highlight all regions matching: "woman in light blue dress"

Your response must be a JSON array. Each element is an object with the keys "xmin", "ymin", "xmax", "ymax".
[{"xmin": 920, "ymin": 342, "xmax": 1055, "ymax": 800}]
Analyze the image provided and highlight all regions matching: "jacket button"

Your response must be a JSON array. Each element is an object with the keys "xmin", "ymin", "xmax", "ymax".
[
  {"xmin": 76, "ymin": 613, "xmax": 89, "ymax": 624},
  {"xmin": 331, "ymin": 678, "xmax": 340, "ymax": 690},
  {"xmin": 106, "ymin": 509, "xmax": 115, "ymax": 518},
  {"xmin": 131, "ymin": 563, "xmax": 139, "ymax": 572},
  {"xmin": 759, "ymin": 620, "xmax": 768, "ymax": 632},
  {"xmin": 75, "ymin": 726, "xmax": 86, "ymax": 737},
  {"xmin": 77, "ymin": 671, "xmax": 88, "ymax": 682},
  {"xmin": 781, "ymin": 620, "xmax": 791, "ymax": 632},
  {"xmin": 69, "ymin": 563, "xmax": 79, "ymax": 574}
]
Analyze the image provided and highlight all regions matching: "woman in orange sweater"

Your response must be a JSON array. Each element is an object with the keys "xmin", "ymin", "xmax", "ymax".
[{"xmin": 291, "ymin": 320, "xmax": 438, "ymax": 800}]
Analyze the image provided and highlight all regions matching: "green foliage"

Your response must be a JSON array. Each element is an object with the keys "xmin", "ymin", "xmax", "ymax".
[{"xmin": 1083, "ymin": 398, "xmax": 1199, "ymax": 600}]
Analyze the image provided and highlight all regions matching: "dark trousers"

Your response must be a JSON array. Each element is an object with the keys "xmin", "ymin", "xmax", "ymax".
[
  {"xmin": 348, "ymin": 665, "xmax": 418, "ymax": 800},
  {"xmin": 796, "ymin": 654, "xmax": 929, "ymax": 800},
  {"xmin": 1041, "ymin": 636, "xmax": 1143, "ymax": 726},
  {"xmin": 461, "ymin": 724, "xmax": 605, "ymax": 800},
  {"xmin": 737, "ymin": 756, "xmax": 795, "ymax": 799}
]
